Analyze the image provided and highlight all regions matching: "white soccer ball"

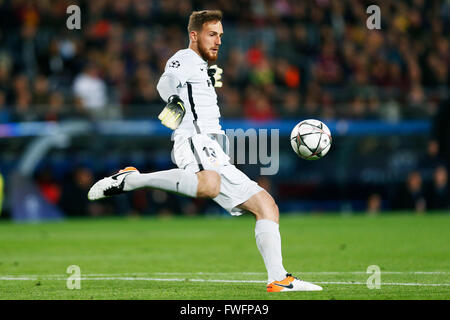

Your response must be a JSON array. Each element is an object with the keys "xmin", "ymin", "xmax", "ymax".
[{"xmin": 290, "ymin": 119, "xmax": 332, "ymax": 160}]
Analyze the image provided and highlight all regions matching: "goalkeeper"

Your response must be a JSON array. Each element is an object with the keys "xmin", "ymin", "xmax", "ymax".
[{"xmin": 88, "ymin": 10, "xmax": 322, "ymax": 292}]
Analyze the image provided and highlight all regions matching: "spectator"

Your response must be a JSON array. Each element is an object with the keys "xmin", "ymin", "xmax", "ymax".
[
  {"xmin": 348, "ymin": 96, "xmax": 366, "ymax": 119},
  {"xmin": 280, "ymin": 91, "xmax": 301, "ymax": 118},
  {"xmin": 0, "ymin": 90, "xmax": 11, "ymax": 123},
  {"xmin": 14, "ymin": 90, "xmax": 37, "ymax": 122},
  {"xmin": 148, "ymin": 189, "xmax": 183, "ymax": 217},
  {"xmin": 36, "ymin": 168, "xmax": 61, "ymax": 206},
  {"xmin": 223, "ymin": 48, "xmax": 248, "ymax": 88},
  {"xmin": 274, "ymin": 58, "xmax": 301, "ymax": 89},
  {"xmin": 244, "ymin": 89, "xmax": 277, "ymax": 121},
  {"xmin": 0, "ymin": 52, "xmax": 13, "ymax": 101},
  {"xmin": 314, "ymin": 40, "xmax": 342, "ymax": 86},
  {"xmin": 366, "ymin": 95, "xmax": 382, "ymax": 119},
  {"xmin": 60, "ymin": 167, "xmax": 104, "ymax": 217},
  {"xmin": 367, "ymin": 193, "xmax": 382, "ymax": 215},
  {"xmin": 45, "ymin": 91, "xmax": 65, "ymax": 121},
  {"xmin": 127, "ymin": 65, "xmax": 160, "ymax": 107},
  {"xmin": 73, "ymin": 62, "xmax": 108, "ymax": 117},
  {"xmin": 301, "ymin": 92, "xmax": 321, "ymax": 118},
  {"xmin": 405, "ymin": 83, "xmax": 429, "ymax": 118},
  {"xmin": 249, "ymin": 57, "xmax": 274, "ymax": 87},
  {"xmin": 393, "ymin": 171, "xmax": 426, "ymax": 213},
  {"xmin": 0, "ymin": 0, "xmax": 445, "ymax": 121},
  {"xmin": 418, "ymin": 140, "xmax": 447, "ymax": 181},
  {"xmin": 32, "ymin": 74, "xmax": 51, "ymax": 106},
  {"xmin": 426, "ymin": 165, "xmax": 449, "ymax": 211},
  {"xmin": 219, "ymin": 87, "xmax": 244, "ymax": 118}
]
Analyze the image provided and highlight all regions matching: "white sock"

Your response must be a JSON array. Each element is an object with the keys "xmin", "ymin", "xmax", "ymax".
[
  {"xmin": 123, "ymin": 169, "xmax": 198, "ymax": 198},
  {"xmin": 255, "ymin": 219, "xmax": 288, "ymax": 283}
]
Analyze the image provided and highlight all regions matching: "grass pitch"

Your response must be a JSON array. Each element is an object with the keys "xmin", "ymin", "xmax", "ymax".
[{"xmin": 0, "ymin": 213, "xmax": 449, "ymax": 300}]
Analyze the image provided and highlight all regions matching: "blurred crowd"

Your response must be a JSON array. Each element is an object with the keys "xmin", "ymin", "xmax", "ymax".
[
  {"xmin": 33, "ymin": 143, "xmax": 449, "ymax": 217},
  {"xmin": 0, "ymin": 0, "xmax": 449, "ymax": 217},
  {"xmin": 367, "ymin": 140, "xmax": 449, "ymax": 215},
  {"xmin": 0, "ymin": 0, "xmax": 448, "ymax": 122}
]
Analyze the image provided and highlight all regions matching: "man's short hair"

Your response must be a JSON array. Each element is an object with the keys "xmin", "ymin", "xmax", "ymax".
[{"xmin": 188, "ymin": 10, "xmax": 222, "ymax": 33}]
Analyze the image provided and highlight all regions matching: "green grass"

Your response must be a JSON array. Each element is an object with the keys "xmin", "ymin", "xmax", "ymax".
[{"xmin": 0, "ymin": 213, "xmax": 449, "ymax": 300}]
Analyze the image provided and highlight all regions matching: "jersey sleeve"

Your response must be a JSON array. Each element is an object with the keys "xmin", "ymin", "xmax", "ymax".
[{"xmin": 162, "ymin": 54, "xmax": 196, "ymax": 86}]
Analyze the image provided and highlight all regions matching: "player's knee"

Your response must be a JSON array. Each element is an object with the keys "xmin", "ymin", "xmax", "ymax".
[
  {"xmin": 239, "ymin": 190, "xmax": 279, "ymax": 223},
  {"xmin": 258, "ymin": 194, "xmax": 279, "ymax": 223},
  {"xmin": 196, "ymin": 170, "xmax": 221, "ymax": 198},
  {"xmin": 265, "ymin": 200, "xmax": 279, "ymax": 222}
]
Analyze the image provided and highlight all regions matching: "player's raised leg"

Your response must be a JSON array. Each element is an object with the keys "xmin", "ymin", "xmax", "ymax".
[
  {"xmin": 87, "ymin": 166, "xmax": 140, "ymax": 200},
  {"xmin": 88, "ymin": 167, "xmax": 220, "ymax": 200},
  {"xmin": 124, "ymin": 169, "xmax": 219, "ymax": 198},
  {"xmin": 238, "ymin": 190, "xmax": 322, "ymax": 292}
]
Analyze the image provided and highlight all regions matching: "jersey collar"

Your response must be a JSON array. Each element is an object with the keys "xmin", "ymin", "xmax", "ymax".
[{"xmin": 188, "ymin": 48, "xmax": 208, "ymax": 66}]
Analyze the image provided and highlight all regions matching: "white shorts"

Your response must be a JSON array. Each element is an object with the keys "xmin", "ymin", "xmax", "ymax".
[{"xmin": 172, "ymin": 133, "xmax": 264, "ymax": 215}]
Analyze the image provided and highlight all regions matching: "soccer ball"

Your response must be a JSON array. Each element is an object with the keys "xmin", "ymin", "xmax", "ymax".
[{"xmin": 290, "ymin": 119, "xmax": 332, "ymax": 160}]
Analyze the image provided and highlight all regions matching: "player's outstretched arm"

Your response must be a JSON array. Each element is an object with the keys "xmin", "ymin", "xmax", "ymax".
[
  {"xmin": 156, "ymin": 73, "xmax": 185, "ymax": 130},
  {"xmin": 158, "ymin": 94, "xmax": 186, "ymax": 130}
]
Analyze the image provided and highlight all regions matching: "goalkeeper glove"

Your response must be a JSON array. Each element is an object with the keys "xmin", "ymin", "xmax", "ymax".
[
  {"xmin": 158, "ymin": 95, "xmax": 186, "ymax": 130},
  {"xmin": 208, "ymin": 65, "xmax": 223, "ymax": 87}
]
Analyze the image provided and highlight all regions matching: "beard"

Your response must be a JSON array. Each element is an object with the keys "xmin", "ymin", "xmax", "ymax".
[{"xmin": 198, "ymin": 39, "xmax": 219, "ymax": 62}]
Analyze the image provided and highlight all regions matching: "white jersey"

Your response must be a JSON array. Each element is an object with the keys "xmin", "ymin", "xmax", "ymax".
[{"xmin": 161, "ymin": 48, "xmax": 224, "ymax": 139}]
